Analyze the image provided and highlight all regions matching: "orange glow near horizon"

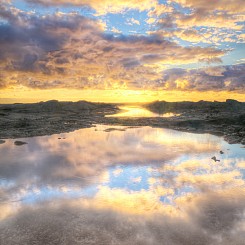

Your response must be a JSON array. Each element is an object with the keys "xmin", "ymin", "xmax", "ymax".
[
  {"xmin": 0, "ymin": 87, "xmax": 244, "ymax": 104},
  {"xmin": 0, "ymin": 1, "xmax": 244, "ymax": 105}
]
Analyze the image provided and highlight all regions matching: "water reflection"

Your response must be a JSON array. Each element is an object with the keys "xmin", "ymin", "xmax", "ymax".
[
  {"xmin": 106, "ymin": 105, "xmax": 178, "ymax": 117},
  {"xmin": 0, "ymin": 125, "xmax": 244, "ymax": 244}
]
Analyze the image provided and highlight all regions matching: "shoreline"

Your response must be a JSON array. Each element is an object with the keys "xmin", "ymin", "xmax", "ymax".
[{"xmin": 0, "ymin": 100, "xmax": 244, "ymax": 145}]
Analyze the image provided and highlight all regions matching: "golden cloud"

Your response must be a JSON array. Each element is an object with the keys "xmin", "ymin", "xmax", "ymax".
[
  {"xmin": 24, "ymin": 0, "xmax": 158, "ymax": 15},
  {"xmin": 0, "ymin": 4, "xmax": 230, "ymax": 92}
]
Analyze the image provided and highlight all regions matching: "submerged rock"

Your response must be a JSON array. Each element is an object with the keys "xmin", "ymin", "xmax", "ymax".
[
  {"xmin": 14, "ymin": 141, "xmax": 28, "ymax": 146},
  {"xmin": 104, "ymin": 128, "xmax": 126, "ymax": 132}
]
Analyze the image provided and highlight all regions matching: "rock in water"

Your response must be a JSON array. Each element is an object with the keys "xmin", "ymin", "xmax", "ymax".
[
  {"xmin": 14, "ymin": 141, "xmax": 27, "ymax": 146},
  {"xmin": 211, "ymin": 156, "xmax": 220, "ymax": 162},
  {"xmin": 0, "ymin": 139, "xmax": 5, "ymax": 144}
]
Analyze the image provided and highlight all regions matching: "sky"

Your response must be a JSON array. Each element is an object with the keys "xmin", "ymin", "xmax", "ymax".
[{"xmin": 0, "ymin": 0, "xmax": 244, "ymax": 103}]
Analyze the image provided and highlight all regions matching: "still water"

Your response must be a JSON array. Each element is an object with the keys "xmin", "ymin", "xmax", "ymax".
[
  {"xmin": 106, "ymin": 105, "xmax": 178, "ymax": 117},
  {"xmin": 0, "ymin": 125, "xmax": 245, "ymax": 244}
]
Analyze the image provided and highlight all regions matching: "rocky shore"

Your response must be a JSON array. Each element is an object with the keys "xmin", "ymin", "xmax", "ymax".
[
  {"xmin": 0, "ymin": 100, "xmax": 118, "ymax": 139},
  {"xmin": 0, "ymin": 99, "xmax": 244, "ymax": 145},
  {"xmin": 103, "ymin": 99, "xmax": 245, "ymax": 145}
]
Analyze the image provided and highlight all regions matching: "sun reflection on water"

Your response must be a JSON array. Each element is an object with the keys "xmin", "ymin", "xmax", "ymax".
[{"xmin": 106, "ymin": 105, "xmax": 179, "ymax": 117}]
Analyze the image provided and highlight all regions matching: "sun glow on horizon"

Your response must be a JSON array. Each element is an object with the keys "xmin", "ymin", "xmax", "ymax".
[
  {"xmin": 1, "ymin": 87, "xmax": 244, "ymax": 104},
  {"xmin": 0, "ymin": 1, "xmax": 244, "ymax": 103}
]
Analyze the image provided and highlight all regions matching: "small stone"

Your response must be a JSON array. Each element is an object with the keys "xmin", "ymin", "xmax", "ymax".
[
  {"xmin": 0, "ymin": 139, "xmax": 5, "ymax": 144},
  {"xmin": 14, "ymin": 140, "xmax": 27, "ymax": 146},
  {"xmin": 211, "ymin": 156, "xmax": 220, "ymax": 162},
  {"xmin": 220, "ymin": 150, "xmax": 224, "ymax": 154}
]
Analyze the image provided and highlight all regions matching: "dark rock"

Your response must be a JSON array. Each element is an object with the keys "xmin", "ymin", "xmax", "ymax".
[
  {"xmin": 14, "ymin": 141, "xmax": 28, "ymax": 146},
  {"xmin": 104, "ymin": 128, "xmax": 126, "ymax": 132},
  {"xmin": 0, "ymin": 139, "xmax": 5, "ymax": 144},
  {"xmin": 211, "ymin": 156, "xmax": 220, "ymax": 162},
  {"xmin": 14, "ymin": 118, "xmax": 31, "ymax": 128}
]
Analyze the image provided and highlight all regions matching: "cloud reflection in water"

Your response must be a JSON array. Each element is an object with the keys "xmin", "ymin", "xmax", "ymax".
[{"xmin": 0, "ymin": 125, "xmax": 244, "ymax": 244}]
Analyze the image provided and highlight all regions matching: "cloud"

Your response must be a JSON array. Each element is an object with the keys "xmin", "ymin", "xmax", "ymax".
[
  {"xmin": 126, "ymin": 18, "xmax": 140, "ymax": 25},
  {"xmin": 147, "ymin": 1, "xmax": 244, "ymax": 44},
  {"xmin": 0, "ymin": 4, "xmax": 227, "ymax": 91},
  {"xmin": 23, "ymin": 0, "xmax": 158, "ymax": 15},
  {"xmin": 148, "ymin": 4, "xmax": 174, "ymax": 17},
  {"xmin": 176, "ymin": 11, "xmax": 243, "ymax": 30},
  {"xmin": 111, "ymin": 27, "xmax": 122, "ymax": 34},
  {"xmin": 160, "ymin": 64, "xmax": 245, "ymax": 91},
  {"xmin": 173, "ymin": 0, "xmax": 245, "ymax": 14},
  {"xmin": 153, "ymin": 28, "xmax": 206, "ymax": 43}
]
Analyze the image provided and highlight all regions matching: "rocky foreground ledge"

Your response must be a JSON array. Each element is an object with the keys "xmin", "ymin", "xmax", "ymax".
[
  {"xmin": 0, "ymin": 99, "xmax": 244, "ymax": 145},
  {"xmin": 0, "ymin": 100, "xmax": 118, "ymax": 139}
]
